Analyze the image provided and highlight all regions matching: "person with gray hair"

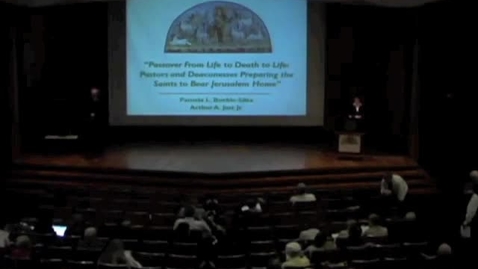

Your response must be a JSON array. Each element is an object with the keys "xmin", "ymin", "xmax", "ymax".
[
  {"xmin": 77, "ymin": 227, "xmax": 105, "ymax": 249},
  {"xmin": 290, "ymin": 183, "xmax": 316, "ymax": 204},
  {"xmin": 282, "ymin": 242, "xmax": 311, "ymax": 268}
]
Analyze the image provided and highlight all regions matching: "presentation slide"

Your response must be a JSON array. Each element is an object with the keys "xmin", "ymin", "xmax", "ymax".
[
  {"xmin": 128, "ymin": 0, "xmax": 306, "ymax": 116},
  {"xmin": 108, "ymin": 0, "xmax": 325, "ymax": 126}
]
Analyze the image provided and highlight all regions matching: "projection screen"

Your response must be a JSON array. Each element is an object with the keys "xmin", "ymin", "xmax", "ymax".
[{"xmin": 108, "ymin": 0, "xmax": 325, "ymax": 126}]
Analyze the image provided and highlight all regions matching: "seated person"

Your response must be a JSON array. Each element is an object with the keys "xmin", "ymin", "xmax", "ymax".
[
  {"xmin": 174, "ymin": 206, "xmax": 211, "ymax": 237},
  {"xmin": 0, "ymin": 221, "xmax": 11, "ymax": 249},
  {"xmin": 422, "ymin": 243, "xmax": 452, "ymax": 269},
  {"xmin": 304, "ymin": 232, "xmax": 337, "ymax": 256},
  {"xmin": 337, "ymin": 219, "xmax": 357, "ymax": 239},
  {"xmin": 389, "ymin": 211, "xmax": 424, "ymax": 242},
  {"xmin": 471, "ymin": 170, "xmax": 478, "ymax": 185},
  {"xmin": 173, "ymin": 222, "xmax": 194, "ymax": 243},
  {"xmin": 178, "ymin": 197, "xmax": 206, "ymax": 220},
  {"xmin": 282, "ymin": 242, "xmax": 311, "ymax": 268},
  {"xmin": 65, "ymin": 213, "xmax": 86, "ymax": 237},
  {"xmin": 10, "ymin": 235, "xmax": 32, "ymax": 260},
  {"xmin": 436, "ymin": 243, "xmax": 453, "ymax": 269},
  {"xmin": 337, "ymin": 223, "xmax": 365, "ymax": 248},
  {"xmin": 381, "ymin": 172, "xmax": 408, "ymax": 202},
  {"xmin": 241, "ymin": 198, "xmax": 264, "ymax": 214},
  {"xmin": 77, "ymin": 227, "xmax": 105, "ymax": 249},
  {"xmin": 299, "ymin": 226, "xmax": 320, "ymax": 243},
  {"xmin": 363, "ymin": 214, "xmax": 388, "ymax": 238},
  {"xmin": 290, "ymin": 183, "xmax": 316, "ymax": 204},
  {"xmin": 98, "ymin": 239, "xmax": 142, "ymax": 268}
]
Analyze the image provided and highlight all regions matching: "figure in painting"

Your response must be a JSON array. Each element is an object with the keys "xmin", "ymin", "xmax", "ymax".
[
  {"xmin": 213, "ymin": 6, "xmax": 229, "ymax": 43},
  {"xmin": 165, "ymin": 1, "xmax": 272, "ymax": 53}
]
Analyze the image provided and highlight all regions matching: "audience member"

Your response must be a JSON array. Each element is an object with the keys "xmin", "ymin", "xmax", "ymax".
[
  {"xmin": 299, "ymin": 226, "xmax": 320, "ymax": 242},
  {"xmin": 282, "ymin": 242, "xmax": 311, "ymax": 268},
  {"xmin": 204, "ymin": 194, "xmax": 220, "ymax": 216},
  {"xmin": 389, "ymin": 211, "xmax": 423, "ymax": 242},
  {"xmin": 463, "ymin": 171, "xmax": 478, "ymax": 244},
  {"xmin": 174, "ymin": 206, "xmax": 211, "ymax": 237},
  {"xmin": 304, "ymin": 231, "xmax": 337, "ymax": 256},
  {"xmin": 10, "ymin": 235, "xmax": 32, "ymax": 260},
  {"xmin": 115, "ymin": 219, "xmax": 134, "ymax": 239},
  {"xmin": 422, "ymin": 243, "xmax": 453, "ymax": 269},
  {"xmin": 173, "ymin": 222, "xmax": 193, "ymax": 243},
  {"xmin": 436, "ymin": 243, "xmax": 452, "ymax": 269},
  {"xmin": 241, "ymin": 198, "xmax": 263, "ymax": 214},
  {"xmin": 290, "ymin": 183, "xmax": 317, "ymax": 204},
  {"xmin": 65, "ymin": 213, "xmax": 85, "ymax": 237},
  {"xmin": 338, "ymin": 223, "xmax": 365, "ymax": 248},
  {"xmin": 178, "ymin": 197, "xmax": 207, "ymax": 220},
  {"xmin": 338, "ymin": 219, "xmax": 357, "ymax": 238},
  {"xmin": 77, "ymin": 227, "xmax": 105, "ymax": 249},
  {"xmin": 98, "ymin": 239, "xmax": 142, "ymax": 268},
  {"xmin": 471, "ymin": 170, "xmax": 478, "ymax": 185},
  {"xmin": 363, "ymin": 214, "xmax": 388, "ymax": 237},
  {"xmin": 0, "ymin": 221, "xmax": 11, "ymax": 249},
  {"xmin": 381, "ymin": 172, "xmax": 408, "ymax": 202}
]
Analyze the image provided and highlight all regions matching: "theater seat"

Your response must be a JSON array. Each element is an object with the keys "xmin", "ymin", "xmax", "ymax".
[
  {"xmin": 66, "ymin": 260, "xmax": 96, "ymax": 269},
  {"xmin": 97, "ymin": 264, "xmax": 129, "ymax": 269},
  {"xmin": 134, "ymin": 252, "xmax": 165, "ymax": 267},
  {"xmin": 215, "ymin": 254, "xmax": 247, "ymax": 269},
  {"xmin": 165, "ymin": 254, "xmax": 197, "ymax": 269}
]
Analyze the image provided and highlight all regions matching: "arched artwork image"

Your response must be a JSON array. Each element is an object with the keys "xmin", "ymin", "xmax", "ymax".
[{"xmin": 165, "ymin": 1, "xmax": 272, "ymax": 53}]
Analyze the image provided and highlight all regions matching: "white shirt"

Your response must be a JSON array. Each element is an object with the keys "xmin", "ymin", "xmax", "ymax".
[
  {"xmin": 464, "ymin": 193, "xmax": 478, "ymax": 226},
  {"xmin": 381, "ymin": 174, "xmax": 408, "ymax": 201},
  {"xmin": 290, "ymin": 193, "xmax": 317, "ymax": 204}
]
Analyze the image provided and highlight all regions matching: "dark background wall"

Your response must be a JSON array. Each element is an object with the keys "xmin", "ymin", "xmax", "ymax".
[{"xmin": 418, "ymin": 0, "xmax": 476, "ymax": 187}]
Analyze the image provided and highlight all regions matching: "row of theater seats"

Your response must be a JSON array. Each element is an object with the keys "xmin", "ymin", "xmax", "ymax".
[{"xmin": 2, "ymin": 184, "xmax": 440, "ymax": 269}]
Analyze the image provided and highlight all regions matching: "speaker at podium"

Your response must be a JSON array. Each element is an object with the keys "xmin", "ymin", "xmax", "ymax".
[{"xmin": 336, "ymin": 96, "xmax": 366, "ymax": 156}]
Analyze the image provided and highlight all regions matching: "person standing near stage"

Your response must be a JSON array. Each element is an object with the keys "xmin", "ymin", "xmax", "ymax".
[
  {"xmin": 381, "ymin": 172, "xmax": 408, "ymax": 202},
  {"xmin": 84, "ymin": 87, "xmax": 107, "ymax": 157},
  {"xmin": 463, "ymin": 171, "xmax": 478, "ymax": 244}
]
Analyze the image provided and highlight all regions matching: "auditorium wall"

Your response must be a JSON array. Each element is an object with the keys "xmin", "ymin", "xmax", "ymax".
[
  {"xmin": 417, "ymin": 0, "xmax": 476, "ymax": 187},
  {"xmin": 16, "ymin": 2, "xmax": 415, "ymax": 152},
  {"xmin": 0, "ymin": 1, "xmax": 22, "ymax": 210}
]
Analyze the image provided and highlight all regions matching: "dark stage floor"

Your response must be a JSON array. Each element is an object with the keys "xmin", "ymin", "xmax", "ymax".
[{"xmin": 15, "ymin": 143, "xmax": 418, "ymax": 175}]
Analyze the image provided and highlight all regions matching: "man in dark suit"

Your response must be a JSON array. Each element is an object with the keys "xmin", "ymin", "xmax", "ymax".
[
  {"xmin": 343, "ymin": 97, "xmax": 365, "ymax": 132},
  {"xmin": 84, "ymin": 87, "xmax": 106, "ymax": 157},
  {"xmin": 348, "ymin": 97, "xmax": 364, "ymax": 120}
]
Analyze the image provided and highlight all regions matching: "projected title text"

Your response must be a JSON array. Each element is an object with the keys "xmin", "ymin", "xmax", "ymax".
[{"xmin": 139, "ymin": 61, "xmax": 294, "ymax": 89}]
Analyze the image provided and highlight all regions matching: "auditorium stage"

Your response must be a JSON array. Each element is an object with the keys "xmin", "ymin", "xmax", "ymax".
[
  {"xmin": 10, "ymin": 143, "xmax": 437, "ymax": 195},
  {"xmin": 15, "ymin": 143, "xmax": 418, "ymax": 176}
]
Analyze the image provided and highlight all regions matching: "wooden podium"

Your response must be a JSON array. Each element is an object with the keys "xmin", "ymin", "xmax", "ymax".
[{"xmin": 336, "ymin": 132, "xmax": 364, "ymax": 155}]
